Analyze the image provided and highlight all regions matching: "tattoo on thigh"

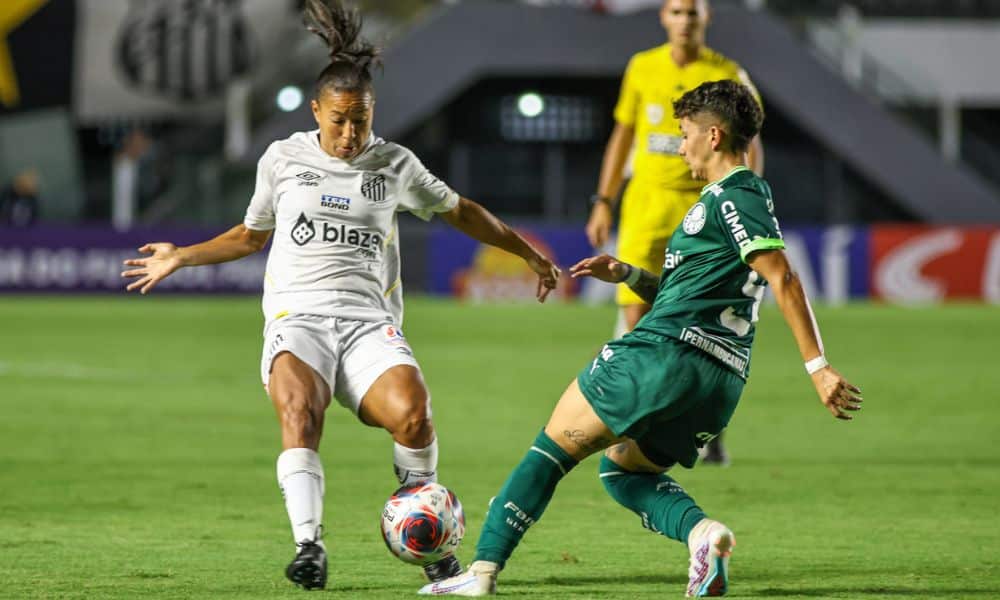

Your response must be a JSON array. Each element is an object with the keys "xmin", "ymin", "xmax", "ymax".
[{"xmin": 563, "ymin": 429, "xmax": 612, "ymax": 453}]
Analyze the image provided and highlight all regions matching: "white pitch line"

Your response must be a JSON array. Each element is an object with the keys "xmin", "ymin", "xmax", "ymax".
[{"xmin": 0, "ymin": 361, "xmax": 139, "ymax": 382}]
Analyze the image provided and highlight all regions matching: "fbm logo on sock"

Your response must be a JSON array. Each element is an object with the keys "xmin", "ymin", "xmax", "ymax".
[{"xmin": 503, "ymin": 501, "xmax": 535, "ymax": 533}]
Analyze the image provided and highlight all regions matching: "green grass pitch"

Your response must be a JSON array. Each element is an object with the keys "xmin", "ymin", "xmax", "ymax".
[{"xmin": 0, "ymin": 296, "xmax": 997, "ymax": 599}]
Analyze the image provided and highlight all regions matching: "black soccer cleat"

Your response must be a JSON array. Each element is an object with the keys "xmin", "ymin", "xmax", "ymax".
[
  {"xmin": 285, "ymin": 541, "xmax": 327, "ymax": 590},
  {"xmin": 422, "ymin": 554, "xmax": 462, "ymax": 582}
]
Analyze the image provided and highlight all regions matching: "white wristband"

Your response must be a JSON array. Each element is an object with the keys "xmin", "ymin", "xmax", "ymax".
[
  {"xmin": 805, "ymin": 355, "xmax": 829, "ymax": 375},
  {"xmin": 623, "ymin": 264, "xmax": 642, "ymax": 287}
]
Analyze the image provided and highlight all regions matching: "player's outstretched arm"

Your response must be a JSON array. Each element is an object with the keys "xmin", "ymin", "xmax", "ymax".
[
  {"xmin": 586, "ymin": 123, "xmax": 635, "ymax": 248},
  {"xmin": 441, "ymin": 197, "xmax": 559, "ymax": 302},
  {"xmin": 122, "ymin": 224, "xmax": 272, "ymax": 295},
  {"xmin": 570, "ymin": 254, "xmax": 659, "ymax": 305},
  {"xmin": 747, "ymin": 249, "xmax": 863, "ymax": 420}
]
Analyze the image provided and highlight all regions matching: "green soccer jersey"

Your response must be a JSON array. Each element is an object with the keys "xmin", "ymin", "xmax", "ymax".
[{"xmin": 634, "ymin": 166, "xmax": 785, "ymax": 379}]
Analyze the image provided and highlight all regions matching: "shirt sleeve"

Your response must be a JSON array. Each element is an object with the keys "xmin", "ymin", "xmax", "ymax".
[
  {"xmin": 717, "ymin": 188, "xmax": 785, "ymax": 263},
  {"xmin": 612, "ymin": 56, "xmax": 640, "ymax": 127},
  {"xmin": 397, "ymin": 151, "xmax": 459, "ymax": 222},
  {"xmin": 243, "ymin": 144, "xmax": 279, "ymax": 231}
]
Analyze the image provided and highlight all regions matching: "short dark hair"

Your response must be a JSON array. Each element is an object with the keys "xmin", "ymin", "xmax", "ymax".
[
  {"xmin": 303, "ymin": 0, "xmax": 381, "ymax": 98},
  {"xmin": 672, "ymin": 80, "xmax": 763, "ymax": 153}
]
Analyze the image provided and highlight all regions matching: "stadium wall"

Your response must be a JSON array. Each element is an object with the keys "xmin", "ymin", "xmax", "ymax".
[{"xmin": 1, "ymin": 225, "xmax": 997, "ymax": 303}]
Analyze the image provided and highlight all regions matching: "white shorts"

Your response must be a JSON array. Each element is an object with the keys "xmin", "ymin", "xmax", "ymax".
[{"xmin": 260, "ymin": 314, "xmax": 421, "ymax": 414}]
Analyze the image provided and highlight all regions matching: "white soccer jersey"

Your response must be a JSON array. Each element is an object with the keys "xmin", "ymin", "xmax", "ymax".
[{"xmin": 244, "ymin": 130, "xmax": 458, "ymax": 325}]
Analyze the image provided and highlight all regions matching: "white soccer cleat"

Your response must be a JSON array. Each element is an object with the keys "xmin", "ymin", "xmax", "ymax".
[
  {"xmin": 686, "ymin": 519, "xmax": 735, "ymax": 597},
  {"xmin": 417, "ymin": 560, "xmax": 498, "ymax": 596}
]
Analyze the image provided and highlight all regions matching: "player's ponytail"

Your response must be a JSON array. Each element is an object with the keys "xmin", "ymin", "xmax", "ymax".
[{"xmin": 303, "ymin": 0, "xmax": 381, "ymax": 98}]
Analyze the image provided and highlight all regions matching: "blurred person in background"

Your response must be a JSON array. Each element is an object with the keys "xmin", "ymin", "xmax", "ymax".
[
  {"xmin": 122, "ymin": 0, "xmax": 559, "ymax": 590},
  {"xmin": 585, "ymin": 0, "xmax": 763, "ymax": 465},
  {"xmin": 0, "ymin": 169, "xmax": 40, "ymax": 228},
  {"xmin": 111, "ymin": 128, "xmax": 151, "ymax": 231}
]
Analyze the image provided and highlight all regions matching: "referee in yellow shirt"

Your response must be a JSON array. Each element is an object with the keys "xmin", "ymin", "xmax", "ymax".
[{"xmin": 585, "ymin": 0, "xmax": 763, "ymax": 465}]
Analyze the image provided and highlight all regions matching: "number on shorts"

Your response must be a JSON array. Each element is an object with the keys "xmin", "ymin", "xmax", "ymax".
[{"xmin": 590, "ymin": 344, "xmax": 614, "ymax": 374}]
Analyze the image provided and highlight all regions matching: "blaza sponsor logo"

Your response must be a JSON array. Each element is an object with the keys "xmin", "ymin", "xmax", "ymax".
[
  {"xmin": 296, "ymin": 171, "xmax": 322, "ymax": 186},
  {"xmin": 290, "ymin": 213, "xmax": 316, "ymax": 245},
  {"xmin": 289, "ymin": 212, "xmax": 382, "ymax": 256},
  {"xmin": 361, "ymin": 172, "xmax": 387, "ymax": 203},
  {"xmin": 321, "ymin": 194, "xmax": 351, "ymax": 211}
]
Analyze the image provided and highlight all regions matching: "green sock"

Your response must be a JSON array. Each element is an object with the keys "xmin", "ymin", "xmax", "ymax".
[
  {"xmin": 599, "ymin": 455, "xmax": 705, "ymax": 544},
  {"xmin": 474, "ymin": 430, "xmax": 578, "ymax": 568}
]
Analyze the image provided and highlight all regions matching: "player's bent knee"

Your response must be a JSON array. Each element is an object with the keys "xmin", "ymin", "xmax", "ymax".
[
  {"xmin": 391, "ymin": 405, "xmax": 433, "ymax": 444},
  {"xmin": 603, "ymin": 440, "xmax": 672, "ymax": 473}
]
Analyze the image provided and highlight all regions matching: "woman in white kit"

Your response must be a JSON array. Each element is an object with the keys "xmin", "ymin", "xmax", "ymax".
[{"xmin": 121, "ymin": 0, "xmax": 560, "ymax": 590}]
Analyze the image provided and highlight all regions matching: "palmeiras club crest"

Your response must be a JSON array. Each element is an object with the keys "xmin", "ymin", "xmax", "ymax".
[
  {"xmin": 291, "ymin": 213, "xmax": 316, "ymax": 246},
  {"xmin": 361, "ymin": 172, "xmax": 387, "ymax": 204}
]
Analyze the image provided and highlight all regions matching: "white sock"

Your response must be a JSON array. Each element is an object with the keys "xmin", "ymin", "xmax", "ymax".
[
  {"xmin": 613, "ymin": 307, "xmax": 629, "ymax": 339},
  {"xmin": 277, "ymin": 448, "xmax": 325, "ymax": 547},
  {"xmin": 393, "ymin": 438, "xmax": 438, "ymax": 486}
]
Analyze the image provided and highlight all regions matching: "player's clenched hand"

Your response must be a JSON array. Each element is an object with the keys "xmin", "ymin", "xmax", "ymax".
[
  {"xmin": 585, "ymin": 202, "xmax": 613, "ymax": 248},
  {"xmin": 121, "ymin": 243, "xmax": 184, "ymax": 295},
  {"xmin": 811, "ymin": 366, "xmax": 862, "ymax": 420},
  {"xmin": 570, "ymin": 254, "xmax": 629, "ymax": 283},
  {"xmin": 526, "ymin": 254, "xmax": 560, "ymax": 303}
]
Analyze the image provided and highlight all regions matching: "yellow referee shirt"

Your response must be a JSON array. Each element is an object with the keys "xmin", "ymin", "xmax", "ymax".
[{"xmin": 614, "ymin": 44, "xmax": 758, "ymax": 191}]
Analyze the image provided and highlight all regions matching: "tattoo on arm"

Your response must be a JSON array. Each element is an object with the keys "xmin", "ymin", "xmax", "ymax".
[
  {"xmin": 563, "ymin": 429, "xmax": 614, "ymax": 454},
  {"xmin": 627, "ymin": 269, "xmax": 660, "ymax": 305}
]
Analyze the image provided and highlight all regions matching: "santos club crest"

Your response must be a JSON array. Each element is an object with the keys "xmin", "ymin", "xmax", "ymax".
[
  {"xmin": 116, "ymin": 0, "xmax": 254, "ymax": 102},
  {"xmin": 361, "ymin": 172, "xmax": 386, "ymax": 204}
]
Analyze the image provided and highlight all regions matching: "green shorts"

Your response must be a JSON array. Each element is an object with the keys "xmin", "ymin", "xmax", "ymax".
[{"xmin": 577, "ymin": 331, "xmax": 745, "ymax": 469}]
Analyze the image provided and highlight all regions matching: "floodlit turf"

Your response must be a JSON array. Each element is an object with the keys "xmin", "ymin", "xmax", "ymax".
[{"xmin": 0, "ymin": 296, "xmax": 998, "ymax": 599}]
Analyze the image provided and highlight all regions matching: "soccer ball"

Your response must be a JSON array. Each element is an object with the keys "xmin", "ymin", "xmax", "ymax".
[{"xmin": 380, "ymin": 481, "xmax": 465, "ymax": 565}]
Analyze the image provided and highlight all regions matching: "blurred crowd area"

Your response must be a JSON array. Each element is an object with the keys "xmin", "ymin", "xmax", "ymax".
[
  {"xmin": 0, "ymin": 0, "xmax": 998, "ymax": 303},
  {"xmin": 1, "ymin": 0, "xmax": 998, "ymax": 229}
]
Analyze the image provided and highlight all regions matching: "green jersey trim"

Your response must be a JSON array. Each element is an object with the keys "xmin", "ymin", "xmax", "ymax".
[
  {"xmin": 701, "ymin": 166, "xmax": 752, "ymax": 195},
  {"xmin": 739, "ymin": 237, "xmax": 786, "ymax": 263}
]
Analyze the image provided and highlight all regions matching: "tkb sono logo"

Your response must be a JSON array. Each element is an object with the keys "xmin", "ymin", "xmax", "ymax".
[
  {"xmin": 321, "ymin": 195, "xmax": 351, "ymax": 211},
  {"xmin": 289, "ymin": 212, "xmax": 383, "ymax": 254}
]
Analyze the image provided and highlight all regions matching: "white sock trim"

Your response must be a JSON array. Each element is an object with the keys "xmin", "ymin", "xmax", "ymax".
[
  {"xmin": 393, "ymin": 438, "xmax": 438, "ymax": 485},
  {"xmin": 529, "ymin": 446, "xmax": 567, "ymax": 475},
  {"xmin": 598, "ymin": 470, "xmax": 626, "ymax": 478}
]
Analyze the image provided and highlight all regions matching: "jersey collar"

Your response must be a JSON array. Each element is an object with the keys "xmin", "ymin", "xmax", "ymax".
[{"xmin": 701, "ymin": 165, "xmax": 750, "ymax": 195}]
